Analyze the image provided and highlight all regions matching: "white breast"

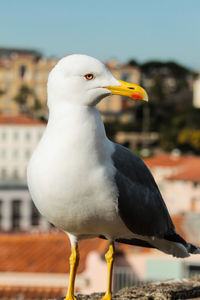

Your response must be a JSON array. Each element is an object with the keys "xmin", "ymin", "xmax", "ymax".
[{"xmin": 27, "ymin": 105, "xmax": 130, "ymax": 239}]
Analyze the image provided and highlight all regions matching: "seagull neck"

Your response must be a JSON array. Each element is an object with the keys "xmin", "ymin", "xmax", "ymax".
[
  {"xmin": 49, "ymin": 103, "xmax": 99, "ymax": 121},
  {"xmin": 48, "ymin": 103, "xmax": 107, "ymax": 138}
]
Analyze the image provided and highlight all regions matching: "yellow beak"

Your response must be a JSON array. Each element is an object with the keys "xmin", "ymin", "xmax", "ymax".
[{"xmin": 104, "ymin": 80, "xmax": 148, "ymax": 101}]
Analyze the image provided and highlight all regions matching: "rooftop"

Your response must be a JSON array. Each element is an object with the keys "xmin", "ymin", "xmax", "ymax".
[
  {"xmin": 0, "ymin": 48, "xmax": 42, "ymax": 59},
  {"xmin": 0, "ymin": 233, "xmax": 107, "ymax": 274},
  {"xmin": 144, "ymin": 154, "xmax": 191, "ymax": 168},
  {"xmin": 0, "ymin": 216, "xmax": 198, "ymax": 298},
  {"xmin": 0, "ymin": 218, "xmax": 197, "ymax": 276},
  {"xmin": 0, "ymin": 114, "xmax": 46, "ymax": 126},
  {"xmin": 144, "ymin": 154, "xmax": 200, "ymax": 182},
  {"xmin": 0, "ymin": 285, "xmax": 65, "ymax": 299}
]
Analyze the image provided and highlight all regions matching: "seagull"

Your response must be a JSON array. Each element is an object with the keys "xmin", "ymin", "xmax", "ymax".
[{"xmin": 27, "ymin": 54, "xmax": 200, "ymax": 300}]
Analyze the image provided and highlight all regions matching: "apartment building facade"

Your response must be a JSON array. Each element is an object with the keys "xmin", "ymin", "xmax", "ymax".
[
  {"xmin": 0, "ymin": 114, "xmax": 49, "ymax": 231},
  {"xmin": 0, "ymin": 48, "xmax": 141, "ymax": 121}
]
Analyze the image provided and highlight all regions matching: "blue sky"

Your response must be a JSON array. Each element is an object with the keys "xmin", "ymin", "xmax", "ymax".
[{"xmin": 1, "ymin": 0, "xmax": 200, "ymax": 69}]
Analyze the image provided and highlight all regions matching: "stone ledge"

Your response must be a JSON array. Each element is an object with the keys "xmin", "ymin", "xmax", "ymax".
[{"xmin": 55, "ymin": 276, "xmax": 200, "ymax": 299}]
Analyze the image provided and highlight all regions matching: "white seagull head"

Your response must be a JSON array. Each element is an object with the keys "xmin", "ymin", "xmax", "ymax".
[{"xmin": 47, "ymin": 54, "xmax": 148, "ymax": 108}]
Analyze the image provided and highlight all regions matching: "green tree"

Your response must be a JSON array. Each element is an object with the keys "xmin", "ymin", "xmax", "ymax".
[
  {"xmin": 14, "ymin": 85, "xmax": 34, "ymax": 114},
  {"xmin": 14, "ymin": 85, "xmax": 44, "ymax": 119},
  {"xmin": 0, "ymin": 89, "xmax": 5, "ymax": 96},
  {"xmin": 178, "ymin": 129, "xmax": 200, "ymax": 153}
]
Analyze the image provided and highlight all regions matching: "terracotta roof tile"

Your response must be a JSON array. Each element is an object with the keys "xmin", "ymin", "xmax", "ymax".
[
  {"xmin": 167, "ymin": 159, "xmax": 200, "ymax": 182},
  {"xmin": 144, "ymin": 154, "xmax": 191, "ymax": 168},
  {"xmin": 0, "ymin": 233, "xmax": 107, "ymax": 274},
  {"xmin": 0, "ymin": 285, "xmax": 66, "ymax": 299},
  {"xmin": 0, "ymin": 114, "xmax": 46, "ymax": 126},
  {"xmin": 144, "ymin": 154, "xmax": 200, "ymax": 182},
  {"xmin": 0, "ymin": 224, "xmax": 196, "ymax": 279}
]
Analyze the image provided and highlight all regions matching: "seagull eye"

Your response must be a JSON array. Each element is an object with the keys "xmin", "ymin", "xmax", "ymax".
[{"xmin": 84, "ymin": 73, "xmax": 94, "ymax": 80}]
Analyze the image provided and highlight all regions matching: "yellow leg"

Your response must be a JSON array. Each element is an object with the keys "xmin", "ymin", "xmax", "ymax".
[
  {"xmin": 101, "ymin": 242, "xmax": 115, "ymax": 300},
  {"xmin": 64, "ymin": 245, "xmax": 80, "ymax": 300}
]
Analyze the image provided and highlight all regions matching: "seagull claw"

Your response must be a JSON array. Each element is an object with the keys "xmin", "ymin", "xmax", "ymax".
[
  {"xmin": 64, "ymin": 296, "xmax": 76, "ymax": 300},
  {"xmin": 101, "ymin": 293, "xmax": 112, "ymax": 300}
]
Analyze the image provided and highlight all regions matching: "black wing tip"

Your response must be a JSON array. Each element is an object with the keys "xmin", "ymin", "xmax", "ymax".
[
  {"xmin": 165, "ymin": 232, "xmax": 200, "ymax": 255},
  {"xmin": 188, "ymin": 243, "xmax": 200, "ymax": 255}
]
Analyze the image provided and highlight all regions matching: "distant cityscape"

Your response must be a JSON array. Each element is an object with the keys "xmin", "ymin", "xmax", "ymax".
[{"xmin": 0, "ymin": 47, "xmax": 200, "ymax": 299}]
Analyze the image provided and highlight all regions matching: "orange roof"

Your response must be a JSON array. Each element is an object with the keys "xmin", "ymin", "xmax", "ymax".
[
  {"xmin": 144, "ymin": 154, "xmax": 200, "ymax": 182},
  {"xmin": 0, "ymin": 232, "xmax": 162, "ymax": 275},
  {"xmin": 0, "ymin": 285, "xmax": 65, "ymax": 299},
  {"xmin": 0, "ymin": 233, "xmax": 107, "ymax": 274},
  {"xmin": 0, "ymin": 224, "xmax": 197, "ymax": 278},
  {"xmin": 0, "ymin": 59, "xmax": 7, "ymax": 68},
  {"xmin": 166, "ymin": 158, "xmax": 200, "ymax": 182},
  {"xmin": 144, "ymin": 154, "xmax": 190, "ymax": 168},
  {"xmin": 0, "ymin": 114, "xmax": 46, "ymax": 126}
]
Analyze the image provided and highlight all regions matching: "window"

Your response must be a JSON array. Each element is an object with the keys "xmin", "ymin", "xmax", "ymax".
[
  {"xmin": 25, "ymin": 149, "xmax": 31, "ymax": 159},
  {"xmin": 31, "ymin": 201, "xmax": 40, "ymax": 226},
  {"xmin": 187, "ymin": 264, "xmax": 200, "ymax": 277},
  {"xmin": 193, "ymin": 182, "xmax": 198, "ymax": 188},
  {"xmin": 13, "ymin": 149, "xmax": 19, "ymax": 159},
  {"xmin": 13, "ymin": 169, "xmax": 19, "ymax": 179},
  {"xmin": 1, "ymin": 132, "xmax": 6, "ymax": 140},
  {"xmin": 1, "ymin": 149, "xmax": 6, "ymax": 159},
  {"xmin": 13, "ymin": 132, "xmax": 19, "ymax": 140},
  {"xmin": 1, "ymin": 169, "xmax": 7, "ymax": 179},
  {"xmin": 25, "ymin": 132, "xmax": 31, "ymax": 140},
  {"xmin": 12, "ymin": 200, "xmax": 21, "ymax": 229},
  {"xmin": 19, "ymin": 65, "xmax": 26, "ymax": 79}
]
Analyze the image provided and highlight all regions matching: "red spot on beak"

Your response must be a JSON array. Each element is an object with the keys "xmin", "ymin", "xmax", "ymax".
[{"xmin": 131, "ymin": 93, "xmax": 143, "ymax": 100}]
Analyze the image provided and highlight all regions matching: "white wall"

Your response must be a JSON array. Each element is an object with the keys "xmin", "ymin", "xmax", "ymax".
[
  {"xmin": 150, "ymin": 167, "xmax": 200, "ymax": 215},
  {"xmin": 0, "ymin": 124, "xmax": 45, "ymax": 181}
]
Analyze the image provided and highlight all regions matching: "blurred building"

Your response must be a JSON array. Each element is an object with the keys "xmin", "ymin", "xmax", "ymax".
[
  {"xmin": 0, "ymin": 114, "xmax": 45, "ymax": 181},
  {"xmin": 0, "ymin": 234, "xmax": 105, "ymax": 299},
  {"xmin": 0, "ymin": 48, "xmax": 141, "ymax": 121},
  {"xmin": 0, "ymin": 114, "xmax": 49, "ymax": 231},
  {"xmin": 0, "ymin": 48, "xmax": 57, "ymax": 117},
  {"xmin": 144, "ymin": 154, "xmax": 200, "ymax": 215},
  {"xmin": 0, "ymin": 183, "xmax": 50, "ymax": 231},
  {"xmin": 193, "ymin": 74, "xmax": 200, "ymax": 108},
  {"xmin": 0, "ymin": 231, "xmax": 199, "ymax": 299},
  {"xmin": 115, "ymin": 131, "xmax": 159, "ymax": 149}
]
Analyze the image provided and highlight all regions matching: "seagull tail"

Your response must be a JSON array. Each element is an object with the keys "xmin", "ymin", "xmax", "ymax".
[
  {"xmin": 100, "ymin": 234, "xmax": 200, "ymax": 257},
  {"xmin": 115, "ymin": 233, "xmax": 200, "ymax": 258},
  {"xmin": 164, "ymin": 232, "xmax": 200, "ymax": 256}
]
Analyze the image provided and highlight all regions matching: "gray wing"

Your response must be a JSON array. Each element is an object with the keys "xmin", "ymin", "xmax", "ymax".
[{"xmin": 112, "ymin": 143, "xmax": 175, "ymax": 238}]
